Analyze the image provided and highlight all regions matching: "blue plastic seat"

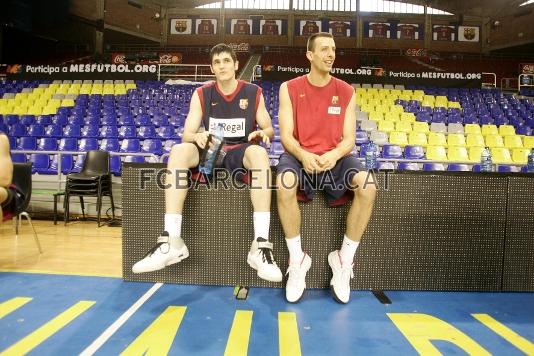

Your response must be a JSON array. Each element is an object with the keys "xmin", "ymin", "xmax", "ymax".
[
  {"xmin": 58, "ymin": 137, "xmax": 78, "ymax": 151},
  {"xmin": 404, "ymin": 145, "xmax": 425, "ymax": 160},
  {"xmin": 497, "ymin": 165, "xmax": 519, "ymax": 172},
  {"xmin": 35, "ymin": 115, "xmax": 53, "ymax": 126},
  {"xmin": 134, "ymin": 114, "xmax": 151, "ymax": 126},
  {"xmin": 141, "ymin": 139, "xmax": 163, "ymax": 156},
  {"xmin": 30, "ymin": 154, "xmax": 51, "ymax": 174},
  {"xmin": 6, "ymin": 115, "xmax": 19, "ymax": 125},
  {"xmin": 110, "ymin": 155, "xmax": 122, "ymax": 176},
  {"xmin": 9, "ymin": 123, "xmax": 27, "ymax": 137},
  {"xmin": 49, "ymin": 154, "xmax": 74, "ymax": 174},
  {"xmin": 20, "ymin": 115, "xmax": 35, "ymax": 125},
  {"xmin": 447, "ymin": 163, "xmax": 471, "ymax": 171},
  {"xmin": 99, "ymin": 138, "xmax": 120, "ymax": 152},
  {"xmin": 120, "ymin": 138, "xmax": 141, "ymax": 153},
  {"xmin": 377, "ymin": 161, "xmax": 395, "ymax": 170},
  {"xmin": 27, "ymin": 124, "xmax": 45, "ymax": 137},
  {"xmin": 118, "ymin": 126, "xmax": 137, "ymax": 139},
  {"xmin": 63, "ymin": 125, "xmax": 81, "ymax": 138},
  {"xmin": 44, "ymin": 124, "xmax": 63, "ymax": 138},
  {"xmin": 398, "ymin": 162, "xmax": 420, "ymax": 171},
  {"xmin": 11, "ymin": 153, "xmax": 27, "ymax": 163},
  {"xmin": 381, "ymin": 144, "xmax": 403, "ymax": 159},
  {"xmin": 81, "ymin": 125, "xmax": 99, "ymax": 138},
  {"xmin": 423, "ymin": 163, "xmax": 446, "ymax": 171},
  {"xmin": 355, "ymin": 130, "xmax": 369, "ymax": 146},
  {"xmin": 72, "ymin": 154, "xmax": 86, "ymax": 173},
  {"xmin": 78, "ymin": 138, "xmax": 99, "ymax": 151},
  {"xmin": 124, "ymin": 155, "xmax": 145, "ymax": 163},
  {"xmin": 17, "ymin": 136, "xmax": 37, "ymax": 150},
  {"xmin": 138, "ymin": 126, "xmax": 156, "ymax": 139},
  {"xmin": 118, "ymin": 116, "xmax": 135, "ymax": 126},
  {"xmin": 37, "ymin": 137, "xmax": 58, "ymax": 151},
  {"xmin": 157, "ymin": 126, "xmax": 175, "ymax": 139},
  {"xmin": 163, "ymin": 139, "xmax": 181, "ymax": 153},
  {"xmin": 100, "ymin": 126, "xmax": 119, "ymax": 138}
]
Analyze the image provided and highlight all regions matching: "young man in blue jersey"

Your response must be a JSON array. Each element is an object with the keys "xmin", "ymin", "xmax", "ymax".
[{"xmin": 133, "ymin": 44, "xmax": 283, "ymax": 282}]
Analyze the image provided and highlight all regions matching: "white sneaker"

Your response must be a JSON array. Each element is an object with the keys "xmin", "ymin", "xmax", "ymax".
[
  {"xmin": 328, "ymin": 250, "xmax": 354, "ymax": 304},
  {"xmin": 285, "ymin": 253, "xmax": 312, "ymax": 303},
  {"xmin": 132, "ymin": 232, "xmax": 189, "ymax": 273},
  {"xmin": 247, "ymin": 238, "xmax": 283, "ymax": 282}
]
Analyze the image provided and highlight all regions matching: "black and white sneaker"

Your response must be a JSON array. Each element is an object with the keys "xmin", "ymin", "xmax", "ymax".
[
  {"xmin": 132, "ymin": 231, "xmax": 189, "ymax": 273},
  {"xmin": 247, "ymin": 237, "xmax": 283, "ymax": 282}
]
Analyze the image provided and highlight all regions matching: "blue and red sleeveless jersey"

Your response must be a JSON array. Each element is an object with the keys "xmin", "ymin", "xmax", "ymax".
[
  {"xmin": 286, "ymin": 75, "xmax": 354, "ymax": 155},
  {"xmin": 196, "ymin": 80, "xmax": 261, "ymax": 145}
]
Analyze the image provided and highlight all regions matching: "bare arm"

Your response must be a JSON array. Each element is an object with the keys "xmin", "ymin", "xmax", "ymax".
[
  {"xmin": 317, "ymin": 92, "xmax": 358, "ymax": 170},
  {"xmin": 278, "ymin": 82, "xmax": 321, "ymax": 173},
  {"xmin": 248, "ymin": 94, "xmax": 274, "ymax": 145},
  {"xmin": 0, "ymin": 135, "xmax": 13, "ymax": 187},
  {"xmin": 181, "ymin": 90, "xmax": 210, "ymax": 148}
]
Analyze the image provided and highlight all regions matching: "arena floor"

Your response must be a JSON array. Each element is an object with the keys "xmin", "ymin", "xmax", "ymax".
[{"xmin": 1, "ymin": 221, "xmax": 533, "ymax": 355}]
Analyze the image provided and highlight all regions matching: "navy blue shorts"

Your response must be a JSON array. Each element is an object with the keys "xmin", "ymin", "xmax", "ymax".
[{"xmin": 276, "ymin": 152, "xmax": 364, "ymax": 205}]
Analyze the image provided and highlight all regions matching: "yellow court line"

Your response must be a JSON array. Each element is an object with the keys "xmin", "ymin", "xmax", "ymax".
[
  {"xmin": 224, "ymin": 310, "xmax": 253, "ymax": 356},
  {"xmin": 121, "ymin": 306, "xmax": 187, "ymax": 356},
  {"xmin": 0, "ymin": 297, "xmax": 32, "ymax": 319},
  {"xmin": 278, "ymin": 312, "xmax": 302, "ymax": 356},
  {"xmin": 472, "ymin": 313, "xmax": 534, "ymax": 354},
  {"xmin": 0, "ymin": 300, "xmax": 95, "ymax": 356},
  {"xmin": 0, "ymin": 269, "xmax": 121, "ymax": 278}
]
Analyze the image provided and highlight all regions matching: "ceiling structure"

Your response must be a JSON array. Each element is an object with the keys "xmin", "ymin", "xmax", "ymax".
[{"xmin": 136, "ymin": 0, "xmax": 531, "ymax": 18}]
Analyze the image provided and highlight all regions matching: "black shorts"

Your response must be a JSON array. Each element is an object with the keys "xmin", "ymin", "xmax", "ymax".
[
  {"xmin": 276, "ymin": 152, "xmax": 364, "ymax": 205},
  {"xmin": 194, "ymin": 142, "xmax": 259, "ymax": 183},
  {"xmin": 1, "ymin": 185, "xmax": 24, "ymax": 220}
]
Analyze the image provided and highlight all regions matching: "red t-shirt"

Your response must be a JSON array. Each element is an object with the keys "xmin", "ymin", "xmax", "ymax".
[{"xmin": 286, "ymin": 75, "xmax": 354, "ymax": 155}]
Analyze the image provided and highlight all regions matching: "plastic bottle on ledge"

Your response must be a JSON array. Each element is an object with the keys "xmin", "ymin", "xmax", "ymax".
[
  {"xmin": 365, "ymin": 141, "xmax": 378, "ymax": 170},
  {"xmin": 527, "ymin": 148, "xmax": 534, "ymax": 173},
  {"xmin": 480, "ymin": 147, "xmax": 493, "ymax": 172},
  {"xmin": 199, "ymin": 124, "xmax": 225, "ymax": 176}
]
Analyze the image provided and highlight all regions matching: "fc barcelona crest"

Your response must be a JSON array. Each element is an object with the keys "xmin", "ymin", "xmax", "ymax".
[
  {"xmin": 463, "ymin": 27, "xmax": 475, "ymax": 40},
  {"xmin": 331, "ymin": 96, "xmax": 339, "ymax": 105},
  {"xmin": 239, "ymin": 99, "xmax": 249, "ymax": 110},
  {"xmin": 175, "ymin": 20, "xmax": 188, "ymax": 33}
]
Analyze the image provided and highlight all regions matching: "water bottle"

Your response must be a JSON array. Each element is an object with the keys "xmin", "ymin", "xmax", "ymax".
[
  {"xmin": 527, "ymin": 148, "xmax": 534, "ymax": 173},
  {"xmin": 199, "ymin": 124, "xmax": 225, "ymax": 176},
  {"xmin": 365, "ymin": 141, "xmax": 378, "ymax": 170},
  {"xmin": 480, "ymin": 147, "xmax": 493, "ymax": 172}
]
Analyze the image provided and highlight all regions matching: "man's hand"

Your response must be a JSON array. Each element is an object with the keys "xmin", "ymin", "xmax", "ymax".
[
  {"xmin": 248, "ymin": 130, "xmax": 270, "ymax": 147},
  {"xmin": 317, "ymin": 151, "xmax": 338, "ymax": 172},
  {"xmin": 194, "ymin": 131, "xmax": 210, "ymax": 149},
  {"xmin": 300, "ymin": 151, "xmax": 322, "ymax": 174}
]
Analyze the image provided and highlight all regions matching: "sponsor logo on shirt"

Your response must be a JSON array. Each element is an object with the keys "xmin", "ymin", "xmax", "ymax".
[{"xmin": 209, "ymin": 117, "xmax": 246, "ymax": 137}]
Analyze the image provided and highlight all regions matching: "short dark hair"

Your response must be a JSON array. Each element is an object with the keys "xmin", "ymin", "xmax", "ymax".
[
  {"xmin": 209, "ymin": 43, "xmax": 237, "ymax": 64},
  {"xmin": 307, "ymin": 32, "xmax": 334, "ymax": 52}
]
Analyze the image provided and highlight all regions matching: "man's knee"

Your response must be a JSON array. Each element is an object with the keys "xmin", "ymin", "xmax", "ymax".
[
  {"xmin": 352, "ymin": 171, "xmax": 377, "ymax": 202},
  {"xmin": 244, "ymin": 145, "xmax": 269, "ymax": 168},
  {"xmin": 0, "ymin": 187, "xmax": 8, "ymax": 205},
  {"xmin": 169, "ymin": 143, "xmax": 198, "ymax": 167},
  {"xmin": 276, "ymin": 172, "xmax": 298, "ymax": 202}
]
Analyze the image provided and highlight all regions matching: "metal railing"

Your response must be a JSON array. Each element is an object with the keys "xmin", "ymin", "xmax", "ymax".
[
  {"xmin": 518, "ymin": 74, "xmax": 534, "ymax": 94},
  {"xmin": 481, "ymin": 72, "xmax": 496, "ymax": 88},
  {"xmin": 157, "ymin": 64, "xmax": 214, "ymax": 81}
]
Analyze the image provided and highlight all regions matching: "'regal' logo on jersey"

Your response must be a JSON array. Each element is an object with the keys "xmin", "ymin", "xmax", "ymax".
[{"xmin": 208, "ymin": 117, "xmax": 246, "ymax": 137}]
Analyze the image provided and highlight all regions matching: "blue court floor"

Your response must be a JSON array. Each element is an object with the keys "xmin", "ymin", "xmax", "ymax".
[{"xmin": 1, "ymin": 272, "xmax": 533, "ymax": 355}]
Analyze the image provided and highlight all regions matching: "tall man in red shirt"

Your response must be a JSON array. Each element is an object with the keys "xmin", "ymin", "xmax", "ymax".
[
  {"xmin": 277, "ymin": 33, "xmax": 377, "ymax": 303},
  {"xmin": 132, "ymin": 44, "xmax": 283, "ymax": 283}
]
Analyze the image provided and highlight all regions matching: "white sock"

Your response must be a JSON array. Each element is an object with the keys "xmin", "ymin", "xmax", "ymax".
[
  {"xmin": 340, "ymin": 235, "xmax": 360, "ymax": 264},
  {"xmin": 253, "ymin": 212, "xmax": 270, "ymax": 241},
  {"xmin": 285, "ymin": 235, "xmax": 304, "ymax": 264},
  {"xmin": 164, "ymin": 213, "xmax": 182, "ymax": 238}
]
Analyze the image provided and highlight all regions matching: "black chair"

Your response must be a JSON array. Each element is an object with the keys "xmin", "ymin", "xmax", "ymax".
[
  {"xmin": 12, "ymin": 162, "xmax": 43, "ymax": 253},
  {"xmin": 64, "ymin": 150, "xmax": 115, "ymax": 227}
]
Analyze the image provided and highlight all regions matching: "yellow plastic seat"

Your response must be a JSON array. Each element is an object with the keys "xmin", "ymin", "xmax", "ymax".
[
  {"xmin": 481, "ymin": 124, "xmax": 498, "ymax": 136},
  {"xmin": 378, "ymin": 120, "xmax": 395, "ymax": 133},
  {"xmin": 504, "ymin": 135, "xmax": 523, "ymax": 149},
  {"xmin": 491, "ymin": 148, "xmax": 513, "ymax": 164},
  {"xmin": 447, "ymin": 146, "xmax": 469, "ymax": 162},
  {"xmin": 384, "ymin": 112, "xmax": 400, "ymax": 121},
  {"xmin": 485, "ymin": 135, "xmax": 504, "ymax": 148},
  {"xmin": 360, "ymin": 104, "xmax": 374, "ymax": 113},
  {"xmin": 60, "ymin": 99, "xmax": 75, "ymax": 107},
  {"xmin": 428, "ymin": 132, "xmax": 447, "ymax": 146},
  {"xmin": 466, "ymin": 134, "xmax": 485, "ymax": 147},
  {"xmin": 408, "ymin": 132, "xmax": 428, "ymax": 147},
  {"xmin": 447, "ymin": 133, "xmax": 466, "ymax": 147},
  {"xmin": 498, "ymin": 125, "xmax": 515, "ymax": 136},
  {"xmin": 395, "ymin": 121, "xmax": 412, "ymax": 133},
  {"xmin": 389, "ymin": 131, "xmax": 409, "ymax": 147},
  {"xmin": 464, "ymin": 124, "xmax": 481, "ymax": 135},
  {"xmin": 400, "ymin": 112, "xmax": 416, "ymax": 122},
  {"xmin": 468, "ymin": 147, "xmax": 485, "ymax": 162},
  {"xmin": 523, "ymin": 136, "xmax": 534, "ymax": 149},
  {"xmin": 447, "ymin": 102, "xmax": 462, "ymax": 109},
  {"xmin": 412, "ymin": 121, "xmax": 429, "ymax": 133},
  {"xmin": 512, "ymin": 148, "xmax": 529, "ymax": 164},
  {"xmin": 426, "ymin": 146, "xmax": 448, "ymax": 161},
  {"xmin": 369, "ymin": 112, "xmax": 384, "ymax": 121},
  {"xmin": 391, "ymin": 105, "xmax": 404, "ymax": 113}
]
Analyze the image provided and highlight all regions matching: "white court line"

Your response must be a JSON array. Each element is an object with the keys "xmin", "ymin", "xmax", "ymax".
[{"xmin": 79, "ymin": 282, "xmax": 163, "ymax": 356}]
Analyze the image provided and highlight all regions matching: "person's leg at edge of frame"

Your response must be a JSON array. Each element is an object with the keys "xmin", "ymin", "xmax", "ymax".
[
  {"xmin": 132, "ymin": 143, "xmax": 199, "ymax": 273},
  {"xmin": 276, "ymin": 171, "xmax": 312, "ymax": 303},
  {"xmin": 0, "ymin": 187, "xmax": 7, "ymax": 226},
  {"xmin": 329, "ymin": 170, "xmax": 377, "ymax": 304},
  {"xmin": 243, "ymin": 144, "xmax": 283, "ymax": 282}
]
